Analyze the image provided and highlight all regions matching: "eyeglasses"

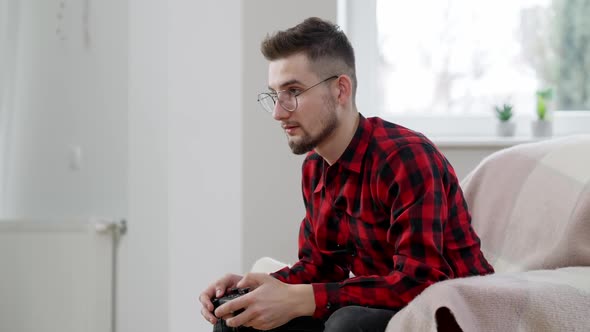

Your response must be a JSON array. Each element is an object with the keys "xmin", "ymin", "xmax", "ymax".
[{"xmin": 257, "ymin": 75, "xmax": 339, "ymax": 113}]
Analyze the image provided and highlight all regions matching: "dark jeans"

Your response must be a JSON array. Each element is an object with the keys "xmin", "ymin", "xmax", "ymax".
[{"xmin": 218, "ymin": 306, "xmax": 397, "ymax": 332}]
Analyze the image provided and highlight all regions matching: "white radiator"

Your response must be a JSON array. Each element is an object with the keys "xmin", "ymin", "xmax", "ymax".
[{"xmin": 0, "ymin": 219, "xmax": 125, "ymax": 332}]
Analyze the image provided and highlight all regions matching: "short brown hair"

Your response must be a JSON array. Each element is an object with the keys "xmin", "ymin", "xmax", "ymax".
[{"xmin": 261, "ymin": 17, "xmax": 357, "ymax": 103}]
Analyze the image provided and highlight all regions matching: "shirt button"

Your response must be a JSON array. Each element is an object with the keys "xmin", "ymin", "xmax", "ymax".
[{"xmin": 326, "ymin": 303, "xmax": 332, "ymax": 310}]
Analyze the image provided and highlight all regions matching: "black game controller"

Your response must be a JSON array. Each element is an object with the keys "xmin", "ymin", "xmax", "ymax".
[
  {"xmin": 212, "ymin": 288, "xmax": 250, "ymax": 332},
  {"xmin": 212, "ymin": 287, "xmax": 250, "ymax": 312}
]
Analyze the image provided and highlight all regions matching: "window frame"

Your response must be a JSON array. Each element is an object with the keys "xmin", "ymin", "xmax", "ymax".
[{"xmin": 338, "ymin": 0, "xmax": 590, "ymax": 138}]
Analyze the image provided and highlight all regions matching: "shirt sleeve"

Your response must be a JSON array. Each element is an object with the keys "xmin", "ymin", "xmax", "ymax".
[{"xmin": 310, "ymin": 143, "xmax": 464, "ymax": 318}]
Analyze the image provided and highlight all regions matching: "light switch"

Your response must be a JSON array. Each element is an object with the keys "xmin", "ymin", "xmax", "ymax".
[{"xmin": 68, "ymin": 145, "xmax": 82, "ymax": 171}]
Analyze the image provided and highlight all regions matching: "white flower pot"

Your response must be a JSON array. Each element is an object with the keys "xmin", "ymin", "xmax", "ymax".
[
  {"xmin": 496, "ymin": 122, "xmax": 516, "ymax": 137},
  {"xmin": 531, "ymin": 120, "xmax": 553, "ymax": 137}
]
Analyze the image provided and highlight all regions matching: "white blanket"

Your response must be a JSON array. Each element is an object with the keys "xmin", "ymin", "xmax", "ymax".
[{"xmin": 386, "ymin": 267, "xmax": 590, "ymax": 331}]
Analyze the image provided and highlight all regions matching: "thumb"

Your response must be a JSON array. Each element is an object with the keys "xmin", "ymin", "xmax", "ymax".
[{"xmin": 236, "ymin": 272, "xmax": 268, "ymax": 289}]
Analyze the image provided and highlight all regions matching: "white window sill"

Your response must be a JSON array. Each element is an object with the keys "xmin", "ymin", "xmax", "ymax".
[{"xmin": 383, "ymin": 111, "xmax": 590, "ymax": 140}]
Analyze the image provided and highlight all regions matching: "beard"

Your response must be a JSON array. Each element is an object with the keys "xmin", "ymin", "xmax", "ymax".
[{"xmin": 288, "ymin": 97, "xmax": 338, "ymax": 155}]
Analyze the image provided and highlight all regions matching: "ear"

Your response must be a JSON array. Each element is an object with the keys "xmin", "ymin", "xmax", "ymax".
[{"xmin": 334, "ymin": 75, "xmax": 353, "ymax": 106}]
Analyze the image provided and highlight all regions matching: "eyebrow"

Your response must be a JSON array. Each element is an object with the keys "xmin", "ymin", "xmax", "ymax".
[{"xmin": 268, "ymin": 79, "xmax": 304, "ymax": 91}]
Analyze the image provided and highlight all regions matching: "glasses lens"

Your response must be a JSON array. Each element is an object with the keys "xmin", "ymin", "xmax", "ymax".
[
  {"xmin": 257, "ymin": 93, "xmax": 276, "ymax": 113},
  {"xmin": 278, "ymin": 91, "xmax": 296, "ymax": 112}
]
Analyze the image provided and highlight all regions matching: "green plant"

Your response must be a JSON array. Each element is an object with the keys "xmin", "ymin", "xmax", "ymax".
[
  {"xmin": 494, "ymin": 103, "xmax": 514, "ymax": 122},
  {"xmin": 536, "ymin": 88, "xmax": 553, "ymax": 120}
]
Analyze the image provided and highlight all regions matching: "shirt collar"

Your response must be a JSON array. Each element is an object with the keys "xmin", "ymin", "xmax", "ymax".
[
  {"xmin": 313, "ymin": 114, "xmax": 373, "ymax": 194},
  {"xmin": 335, "ymin": 113, "xmax": 373, "ymax": 174}
]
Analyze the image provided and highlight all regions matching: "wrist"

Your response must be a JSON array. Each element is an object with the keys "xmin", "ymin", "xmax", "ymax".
[{"xmin": 289, "ymin": 284, "xmax": 316, "ymax": 317}]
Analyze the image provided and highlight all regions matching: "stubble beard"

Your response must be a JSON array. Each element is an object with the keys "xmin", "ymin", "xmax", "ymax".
[{"xmin": 288, "ymin": 97, "xmax": 338, "ymax": 155}]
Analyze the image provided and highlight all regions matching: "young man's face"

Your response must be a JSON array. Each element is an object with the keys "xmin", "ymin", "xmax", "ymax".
[{"xmin": 267, "ymin": 53, "xmax": 339, "ymax": 155}]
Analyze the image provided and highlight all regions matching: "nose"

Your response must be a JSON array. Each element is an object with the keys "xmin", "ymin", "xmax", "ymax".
[{"xmin": 272, "ymin": 102, "xmax": 291, "ymax": 121}]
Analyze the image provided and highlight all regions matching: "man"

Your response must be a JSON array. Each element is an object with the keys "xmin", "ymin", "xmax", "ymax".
[{"xmin": 200, "ymin": 17, "xmax": 494, "ymax": 332}]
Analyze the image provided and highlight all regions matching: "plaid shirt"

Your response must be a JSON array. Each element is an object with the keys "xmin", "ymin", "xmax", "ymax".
[{"xmin": 272, "ymin": 115, "xmax": 494, "ymax": 319}]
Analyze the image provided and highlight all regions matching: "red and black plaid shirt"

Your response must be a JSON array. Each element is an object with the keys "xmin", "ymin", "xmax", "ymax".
[{"xmin": 272, "ymin": 115, "xmax": 494, "ymax": 319}]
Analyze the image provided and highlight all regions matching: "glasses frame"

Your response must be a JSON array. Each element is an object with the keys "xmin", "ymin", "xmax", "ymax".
[{"xmin": 257, "ymin": 75, "xmax": 339, "ymax": 113}]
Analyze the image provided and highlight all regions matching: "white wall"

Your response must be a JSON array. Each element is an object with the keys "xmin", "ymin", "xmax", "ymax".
[
  {"xmin": 120, "ymin": 0, "xmax": 168, "ymax": 331},
  {"xmin": 439, "ymin": 146, "xmax": 509, "ymax": 180},
  {"xmin": 242, "ymin": 0, "xmax": 338, "ymax": 270},
  {"xmin": 1, "ymin": 0, "xmax": 127, "ymax": 220},
  {"xmin": 0, "ymin": 0, "xmax": 18, "ymax": 213},
  {"xmin": 168, "ymin": 1, "xmax": 242, "ymax": 331}
]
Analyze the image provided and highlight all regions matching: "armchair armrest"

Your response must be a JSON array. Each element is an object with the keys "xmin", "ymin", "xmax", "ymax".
[{"xmin": 386, "ymin": 267, "xmax": 590, "ymax": 332}]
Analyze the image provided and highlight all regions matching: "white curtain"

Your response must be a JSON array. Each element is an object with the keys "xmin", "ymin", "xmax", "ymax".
[{"xmin": 0, "ymin": 0, "xmax": 19, "ymax": 215}]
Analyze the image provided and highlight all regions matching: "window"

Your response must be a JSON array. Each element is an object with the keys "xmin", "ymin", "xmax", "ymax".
[{"xmin": 341, "ymin": 0, "xmax": 590, "ymax": 136}]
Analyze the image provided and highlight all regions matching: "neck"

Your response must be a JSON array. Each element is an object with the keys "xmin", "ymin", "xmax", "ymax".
[{"xmin": 315, "ymin": 108, "xmax": 359, "ymax": 165}]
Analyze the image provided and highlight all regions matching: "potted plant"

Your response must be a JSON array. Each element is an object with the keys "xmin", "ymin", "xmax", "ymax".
[
  {"xmin": 532, "ymin": 88, "xmax": 553, "ymax": 137},
  {"xmin": 494, "ymin": 103, "xmax": 516, "ymax": 136}
]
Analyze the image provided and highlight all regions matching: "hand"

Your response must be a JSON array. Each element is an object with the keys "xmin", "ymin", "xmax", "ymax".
[
  {"xmin": 215, "ymin": 273, "xmax": 316, "ymax": 330},
  {"xmin": 199, "ymin": 273, "xmax": 243, "ymax": 325}
]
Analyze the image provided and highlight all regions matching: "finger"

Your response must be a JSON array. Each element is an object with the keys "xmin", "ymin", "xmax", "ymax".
[
  {"xmin": 213, "ymin": 280, "xmax": 228, "ymax": 298},
  {"xmin": 198, "ymin": 293, "xmax": 215, "ymax": 312},
  {"xmin": 200, "ymin": 274, "xmax": 237, "ymax": 311},
  {"xmin": 200, "ymin": 281, "xmax": 222, "ymax": 308},
  {"xmin": 214, "ymin": 273, "xmax": 240, "ymax": 297},
  {"xmin": 200, "ymin": 306, "xmax": 217, "ymax": 325},
  {"xmin": 236, "ymin": 272, "xmax": 267, "ymax": 289},
  {"xmin": 226, "ymin": 307, "xmax": 255, "ymax": 328},
  {"xmin": 214, "ymin": 293, "xmax": 252, "ymax": 318},
  {"xmin": 200, "ymin": 283, "xmax": 216, "ymax": 300}
]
